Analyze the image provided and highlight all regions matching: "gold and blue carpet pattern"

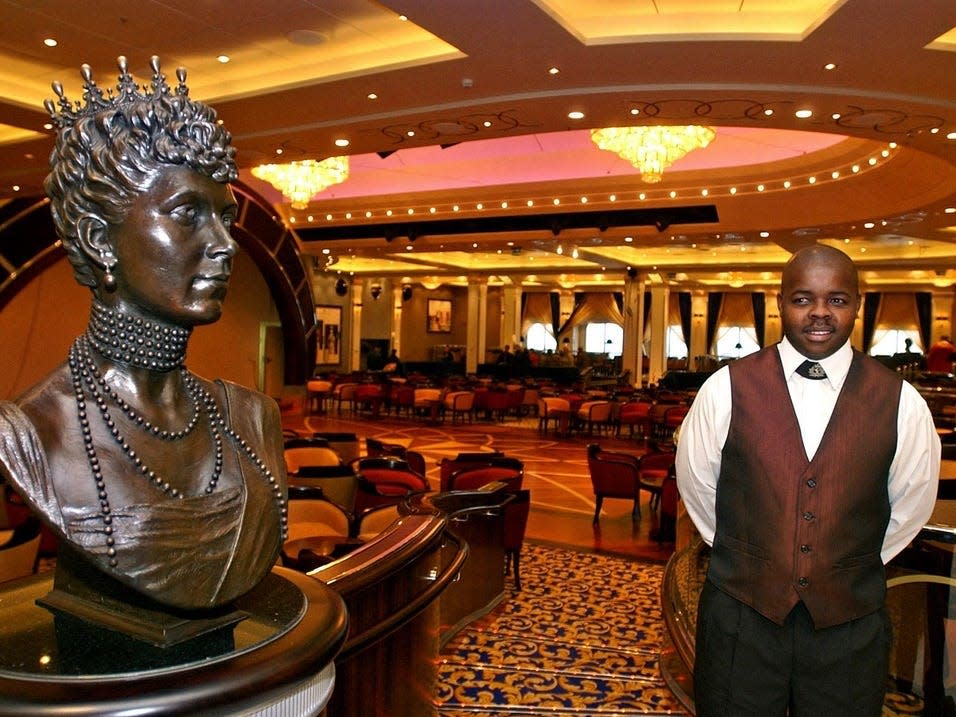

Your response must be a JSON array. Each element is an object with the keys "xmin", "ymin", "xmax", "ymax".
[
  {"xmin": 435, "ymin": 543, "xmax": 932, "ymax": 716},
  {"xmin": 436, "ymin": 543, "xmax": 687, "ymax": 715}
]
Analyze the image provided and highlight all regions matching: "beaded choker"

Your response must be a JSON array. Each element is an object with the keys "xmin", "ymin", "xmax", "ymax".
[{"xmin": 87, "ymin": 301, "xmax": 191, "ymax": 372}]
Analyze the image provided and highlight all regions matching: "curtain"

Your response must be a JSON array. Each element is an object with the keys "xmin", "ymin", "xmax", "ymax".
[
  {"xmin": 713, "ymin": 293, "xmax": 759, "ymax": 354},
  {"xmin": 678, "ymin": 292, "xmax": 692, "ymax": 347},
  {"xmin": 706, "ymin": 292, "xmax": 723, "ymax": 353},
  {"xmin": 550, "ymin": 292, "xmax": 560, "ymax": 337},
  {"xmin": 862, "ymin": 292, "xmax": 881, "ymax": 353},
  {"xmin": 521, "ymin": 292, "xmax": 557, "ymax": 341},
  {"xmin": 557, "ymin": 293, "xmax": 625, "ymax": 342},
  {"xmin": 751, "ymin": 292, "xmax": 765, "ymax": 347},
  {"xmin": 916, "ymin": 292, "xmax": 932, "ymax": 350}
]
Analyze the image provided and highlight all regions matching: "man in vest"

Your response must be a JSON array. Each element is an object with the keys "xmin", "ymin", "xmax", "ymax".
[{"xmin": 676, "ymin": 244, "xmax": 939, "ymax": 716}]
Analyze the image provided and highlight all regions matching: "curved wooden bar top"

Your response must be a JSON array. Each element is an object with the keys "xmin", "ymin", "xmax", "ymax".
[
  {"xmin": 311, "ymin": 513, "xmax": 466, "ymax": 717},
  {"xmin": 0, "ymin": 567, "xmax": 348, "ymax": 717}
]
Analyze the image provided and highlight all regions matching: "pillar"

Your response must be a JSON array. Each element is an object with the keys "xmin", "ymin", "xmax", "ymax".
[
  {"xmin": 349, "ymin": 278, "xmax": 364, "ymax": 372},
  {"xmin": 466, "ymin": 278, "xmax": 488, "ymax": 374},
  {"xmin": 622, "ymin": 273, "xmax": 644, "ymax": 387},
  {"xmin": 647, "ymin": 284, "xmax": 670, "ymax": 385}
]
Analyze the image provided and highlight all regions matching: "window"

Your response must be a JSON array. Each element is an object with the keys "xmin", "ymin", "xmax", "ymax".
[
  {"xmin": 525, "ymin": 323, "xmax": 557, "ymax": 352},
  {"xmin": 585, "ymin": 323, "xmax": 623, "ymax": 356},
  {"xmin": 714, "ymin": 326, "xmax": 760, "ymax": 359},
  {"xmin": 868, "ymin": 329, "xmax": 922, "ymax": 356},
  {"xmin": 666, "ymin": 324, "xmax": 688, "ymax": 359}
]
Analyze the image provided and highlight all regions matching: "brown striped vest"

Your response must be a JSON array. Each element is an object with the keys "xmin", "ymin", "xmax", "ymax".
[{"xmin": 707, "ymin": 347, "xmax": 901, "ymax": 628}]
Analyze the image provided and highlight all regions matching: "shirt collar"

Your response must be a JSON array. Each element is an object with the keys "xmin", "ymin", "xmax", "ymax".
[{"xmin": 777, "ymin": 336, "xmax": 852, "ymax": 389}]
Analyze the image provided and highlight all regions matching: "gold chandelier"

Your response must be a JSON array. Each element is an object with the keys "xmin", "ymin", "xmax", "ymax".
[
  {"xmin": 251, "ymin": 157, "xmax": 350, "ymax": 209},
  {"xmin": 590, "ymin": 125, "xmax": 716, "ymax": 184}
]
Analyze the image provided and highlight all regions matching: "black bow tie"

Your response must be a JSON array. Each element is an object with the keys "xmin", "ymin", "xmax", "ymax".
[{"xmin": 796, "ymin": 360, "xmax": 827, "ymax": 380}]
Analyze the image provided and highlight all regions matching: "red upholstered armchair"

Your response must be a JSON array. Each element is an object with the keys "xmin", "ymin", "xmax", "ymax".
[
  {"xmin": 586, "ymin": 444, "xmax": 642, "ymax": 525},
  {"xmin": 438, "ymin": 451, "xmax": 506, "ymax": 491},
  {"xmin": 618, "ymin": 400, "xmax": 653, "ymax": 440},
  {"xmin": 353, "ymin": 457, "xmax": 430, "ymax": 514},
  {"xmin": 446, "ymin": 459, "xmax": 524, "ymax": 492}
]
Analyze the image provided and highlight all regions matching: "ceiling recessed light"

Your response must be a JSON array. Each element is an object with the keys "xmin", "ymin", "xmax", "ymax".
[
  {"xmin": 567, "ymin": 111, "xmax": 584, "ymax": 120},
  {"xmin": 217, "ymin": 55, "xmax": 230, "ymax": 64},
  {"xmin": 548, "ymin": 67, "xmax": 560, "ymax": 75},
  {"xmin": 795, "ymin": 109, "xmax": 813, "ymax": 119},
  {"xmin": 334, "ymin": 138, "xmax": 350, "ymax": 147},
  {"xmin": 43, "ymin": 38, "xmax": 57, "ymax": 47},
  {"xmin": 630, "ymin": 108, "xmax": 640, "ymax": 116},
  {"xmin": 367, "ymin": 92, "xmax": 378, "ymax": 100},
  {"xmin": 824, "ymin": 62, "xmax": 837, "ymax": 71}
]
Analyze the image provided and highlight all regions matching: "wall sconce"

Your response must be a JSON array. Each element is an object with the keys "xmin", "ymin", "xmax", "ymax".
[
  {"xmin": 334, "ymin": 277, "xmax": 348, "ymax": 296},
  {"xmin": 370, "ymin": 284, "xmax": 383, "ymax": 300},
  {"xmin": 401, "ymin": 285, "xmax": 413, "ymax": 301}
]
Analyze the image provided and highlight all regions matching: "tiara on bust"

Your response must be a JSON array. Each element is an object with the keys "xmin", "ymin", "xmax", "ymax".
[{"xmin": 44, "ymin": 55, "xmax": 189, "ymax": 128}]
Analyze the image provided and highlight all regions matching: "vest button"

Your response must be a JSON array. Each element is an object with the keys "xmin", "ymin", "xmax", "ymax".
[
  {"xmin": 800, "ymin": 544, "xmax": 811, "ymax": 553},
  {"xmin": 803, "ymin": 511, "xmax": 814, "ymax": 521},
  {"xmin": 798, "ymin": 577, "xmax": 809, "ymax": 587},
  {"xmin": 806, "ymin": 478, "xmax": 817, "ymax": 488}
]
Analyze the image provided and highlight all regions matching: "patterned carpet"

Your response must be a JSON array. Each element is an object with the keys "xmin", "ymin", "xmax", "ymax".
[
  {"xmin": 435, "ymin": 543, "xmax": 688, "ymax": 715},
  {"xmin": 434, "ymin": 543, "xmax": 936, "ymax": 716}
]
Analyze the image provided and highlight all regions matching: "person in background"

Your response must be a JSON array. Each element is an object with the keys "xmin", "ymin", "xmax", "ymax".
[
  {"xmin": 926, "ymin": 335, "xmax": 955, "ymax": 373},
  {"xmin": 676, "ymin": 244, "xmax": 939, "ymax": 716}
]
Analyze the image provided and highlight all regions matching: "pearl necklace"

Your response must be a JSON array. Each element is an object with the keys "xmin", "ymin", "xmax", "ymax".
[
  {"xmin": 86, "ymin": 300, "xmax": 191, "ymax": 372},
  {"xmin": 69, "ymin": 335, "xmax": 287, "ymax": 567}
]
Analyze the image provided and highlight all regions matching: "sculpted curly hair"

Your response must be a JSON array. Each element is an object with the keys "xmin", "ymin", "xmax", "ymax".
[{"xmin": 44, "ymin": 65, "xmax": 237, "ymax": 288}]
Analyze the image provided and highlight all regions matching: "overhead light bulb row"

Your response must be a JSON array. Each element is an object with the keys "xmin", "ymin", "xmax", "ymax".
[{"xmin": 285, "ymin": 142, "xmax": 899, "ymax": 226}]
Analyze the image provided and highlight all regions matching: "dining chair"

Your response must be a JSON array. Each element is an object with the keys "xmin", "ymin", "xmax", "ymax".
[
  {"xmin": 618, "ymin": 400, "xmax": 654, "ymax": 440},
  {"xmin": 574, "ymin": 400, "xmax": 612, "ymax": 436},
  {"xmin": 636, "ymin": 450, "xmax": 676, "ymax": 512},
  {"xmin": 504, "ymin": 489, "xmax": 532, "ymax": 591},
  {"xmin": 442, "ymin": 390, "xmax": 475, "ymax": 424},
  {"xmin": 585, "ymin": 444, "xmax": 641, "ymax": 525}
]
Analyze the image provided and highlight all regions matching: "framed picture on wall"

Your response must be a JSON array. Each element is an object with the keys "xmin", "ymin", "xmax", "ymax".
[
  {"xmin": 315, "ymin": 305, "xmax": 342, "ymax": 365},
  {"xmin": 427, "ymin": 299, "xmax": 452, "ymax": 333}
]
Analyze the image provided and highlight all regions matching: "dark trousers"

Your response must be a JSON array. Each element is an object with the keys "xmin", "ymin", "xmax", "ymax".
[{"xmin": 694, "ymin": 580, "xmax": 891, "ymax": 717}]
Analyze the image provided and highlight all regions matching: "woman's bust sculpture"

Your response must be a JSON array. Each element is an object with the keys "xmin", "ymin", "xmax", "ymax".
[{"xmin": 0, "ymin": 57, "xmax": 287, "ymax": 613}]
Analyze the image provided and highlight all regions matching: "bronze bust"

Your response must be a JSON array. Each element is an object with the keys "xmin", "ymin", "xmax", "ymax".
[{"xmin": 0, "ymin": 57, "xmax": 287, "ymax": 614}]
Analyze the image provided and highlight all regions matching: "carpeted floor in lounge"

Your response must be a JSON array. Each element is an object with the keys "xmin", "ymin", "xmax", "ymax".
[{"xmin": 435, "ymin": 543, "xmax": 686, "ymax": 716}]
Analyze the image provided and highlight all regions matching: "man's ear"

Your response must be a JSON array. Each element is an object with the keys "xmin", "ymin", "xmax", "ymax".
[{"xmin": 76, "ymin": 214, "xmax": 114, "ymax": 270}]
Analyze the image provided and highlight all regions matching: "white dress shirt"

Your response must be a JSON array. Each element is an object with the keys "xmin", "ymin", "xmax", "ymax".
[{"xmin": 675, "ymin": 337, "xmax": 941, "ymax": 563}]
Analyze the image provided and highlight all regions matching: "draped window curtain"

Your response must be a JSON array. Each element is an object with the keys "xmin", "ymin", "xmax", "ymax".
[
  {"xmin": 557, "ymin": 292, "xmax": 625, "ymax": 343},
  {"xmin": 711, "ymin": 293, "xmax": 759, "ymax": 353},
  {"xmin": 869, "ymin": 291, "xmax": 927, "ymax": 351},
  {"xmin": 863, "ymin": 292, "xmax": 881, "ymax": 352},
  {"xmin": 520, "ymin": 292, "xmax": 557, "ymax": 342},
  {"xmin": 751, "ymin": 292, "xmax": 765, "ymax": 347},
  {"xmin": 678, "ymin": 292, "xmax": 691, "ymax": 347},
  {"xmin": 706, "ymin": 293, "xmax": 723, "ymax": 353}
]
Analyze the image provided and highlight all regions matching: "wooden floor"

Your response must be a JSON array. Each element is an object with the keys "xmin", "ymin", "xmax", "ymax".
[{"xmin": 283, "ymin": 403, "xmax": 675, "ymax": 564}]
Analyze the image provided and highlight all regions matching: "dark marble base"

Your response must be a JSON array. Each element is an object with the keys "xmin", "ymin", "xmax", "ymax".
[{"xmin": 0, "ymin": 567, "xmax": 347, "ymax": 716}]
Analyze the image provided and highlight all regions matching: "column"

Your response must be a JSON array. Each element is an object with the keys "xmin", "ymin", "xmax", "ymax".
[
  {"xmin": 391, "ymin": 283, "xmax": 404, "ymax": 359},
  {"xmin": 689, "ymin": 291, "xmax": 708, "ymax": 368},
  {"xmin": 763, "ymin": 290, "xmax": 782, "ymax": 347},
  {"xmin": 622, "ymin": 273, "xmax": 644, "ymax": 387},
  {"xmin": 501, "ymin": 285, "xmax": 521, "ymax": 348},
  {"xmin": 647, "ymin": 284, "xmax": 670, "ymax": 385},
  {"xmin": 558, "ymin": 289, "xmax": 574, "ymax": 346},
  {"xmin": 466, "ymin": 278, "xmax": 488, "ymax": 374},
  {"xmin": 349, "ymin": 278, "xmax": 364, "ymax": 372}
]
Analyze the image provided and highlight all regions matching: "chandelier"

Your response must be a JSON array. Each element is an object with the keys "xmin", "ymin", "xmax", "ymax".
[
  {"xmin": 590, "ymin": 125, "xmax": 716, "ymax": 183},
  {"xmin": 251, "ymin": 157, "xmax": 350, "ymax": 209}
]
